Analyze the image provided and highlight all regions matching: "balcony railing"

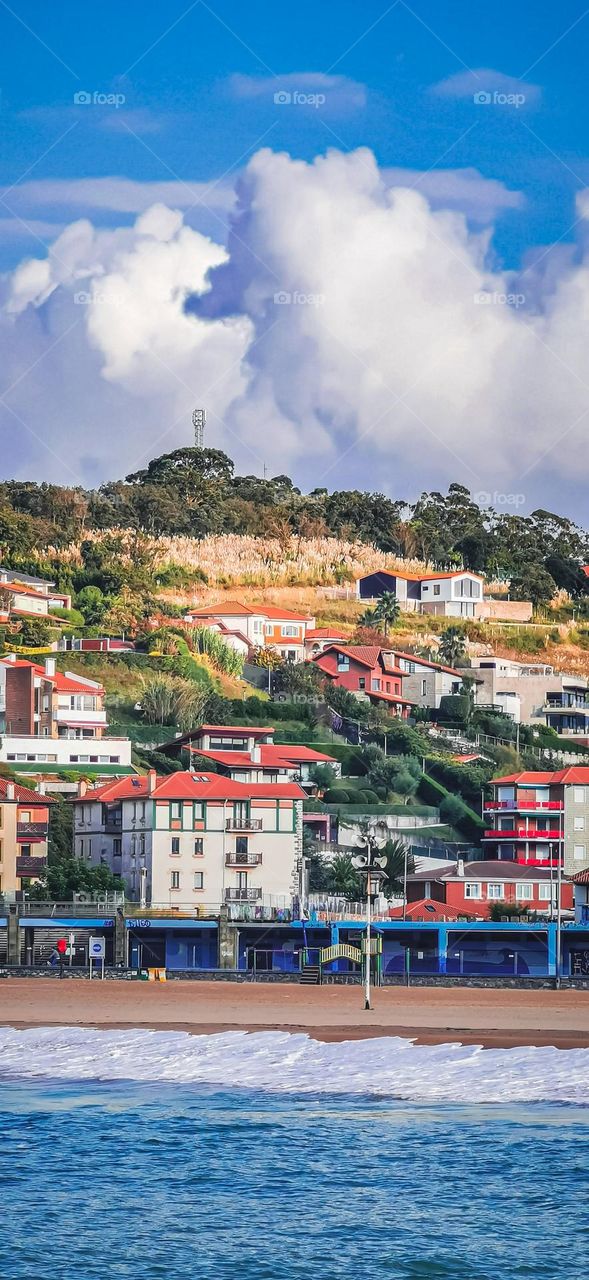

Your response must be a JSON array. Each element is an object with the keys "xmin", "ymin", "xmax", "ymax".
[
  {"xmin": 16, "ymin": 854, "xmax": 47, "ymax": 876},
  {"xmin": 483, "ymin": 828, "xmax": 563, "ymax": 840},
  {"xmin": 16, "ymin": 822, "xmax": 48, "ymax": 840},
  {"xmin": 484, "ymin": 799, "xmax": 563, "ymax": 811},
  {"xmin": 225, "ymin": 887, "xmax": 263, "ymax": 902},
  {"xmin": 225, "ymin": 852, "xmax": 262, "ymax": 867},
  {"xmin": 225, "ymin": 818, "xmax": 263, "ymax": 832}
]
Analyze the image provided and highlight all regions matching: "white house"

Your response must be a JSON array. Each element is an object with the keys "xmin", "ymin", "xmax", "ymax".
[
  {"xmin": 73, "ymin": 770, "xmax": 305, "ymax": 910},
  {"xmin": 357, "ymin": 569, "xmax": 484, "ymax": 618}
]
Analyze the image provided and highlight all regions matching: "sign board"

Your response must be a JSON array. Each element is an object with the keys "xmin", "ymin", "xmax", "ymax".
[{"xmin": 89, "ymin": 936, "xmax": 106, "ymax": 959}]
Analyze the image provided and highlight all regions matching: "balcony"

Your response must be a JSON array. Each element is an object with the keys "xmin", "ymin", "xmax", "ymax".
[
  {"xmin": 225, "ymin": 852, "xmax": 262, "ymax": 867},
  {"xmin": 483, "ymin": 828, "xmax": 563, "ymax": 841},
  {"xmin": 16, "ymin": 854, "xmax": 47, "ymax": 877},
  {"xmin": 484, "ymin": 799, "xmax": 563, "ymax": 811},
  {"xmin": 225, "ymin": 817, "xmax": 263, "ymax": 832},
  {"xmin": 225, "ymin": 887, "xmax": 263, "ymax": 902},
  {"xmin": 16, "ymin": 822, "xmax": 48, "ymax": 842}
]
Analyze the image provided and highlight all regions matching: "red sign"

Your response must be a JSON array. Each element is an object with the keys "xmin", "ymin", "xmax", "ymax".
[{"xmin": 56, "ymin": 938, "xmax": 67, "ymax": 955}]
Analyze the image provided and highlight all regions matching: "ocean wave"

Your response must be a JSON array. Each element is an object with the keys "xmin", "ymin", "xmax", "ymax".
[{"xmin": 0, "ymin": 1027, "xmax": 588, "ymax": 1103}]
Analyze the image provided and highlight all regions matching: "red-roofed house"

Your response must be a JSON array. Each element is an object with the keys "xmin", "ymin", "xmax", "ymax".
[
  {"xmin": 483, "ymin": 768, "xmax": 589, "ymax": 875},
  {"xmin": 0, "ymin": 567, "xmax": 71, "ymax": 620},
  {"xmin": 158, "ymin": 724, "xmax": 341, "ymax": 787},
  {"xmin": 0, "ymin": 655, "xmax": 132, "ymax": 772},
  {"xmin": 406, "ymin": 859, "xmax": 573, "ymax": 920},
  {"xmin": 304, "ymin": 626, "xmax": 348, "ymax": 659},
  {"xmin": 73, "ymin": 769, "xmax": 305, "ymax": 909},
  {"xmin": 183, "ymin": 600, "xmax": 315, "ymax": 661},
  {"xmin": 310, "ymin": 644, "xmax": 413, "ymax": 717},
  {"xmin": 356, "ymin": 567, "xmax": 532, "ymax": 621}
]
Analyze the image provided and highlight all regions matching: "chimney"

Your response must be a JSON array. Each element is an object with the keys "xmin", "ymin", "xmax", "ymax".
[
  {"xmin": 147, "ymin": 768, "xmax": 157, "ymax": 793},
  {"xmin": 251, "ymin": 744, "xmax": 262, "ymax": 764},
  {"xmin": 6, "ymin": 782, "xmax": 15, "ymax": 801},
  {"xmin": 38, "ymin": 781, "xmax": 46, "ymax": 795},
  {"xmin": 77, "ymin": 779, "xmax": 87, "ymax": 798},
  {"xmin": 456, "ymin": 858, "xmax": 465, "ymax": 877},
  {"xmin": 44, "ymin": 657, "xmax": 56, "ymax": 678}
]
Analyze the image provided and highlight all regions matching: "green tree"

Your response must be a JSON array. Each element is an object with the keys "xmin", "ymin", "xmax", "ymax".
[
  {"xmin": 510, "ymin": 564, "xmax": 557, "ymax": 608},
  {"xmin": 438, "ymin": 626, "xmax": 467, "ymax": 667},
  {"xmin": 327, "ymin": 853, "xmax": 362, "ymax": 899},
  {"xmin": 374, "ymin": 591, "xmax": 401, "ymax": 635},
  {"xmin": 76, "ymin": 585, "xmax": 107, "ymax": 626}
]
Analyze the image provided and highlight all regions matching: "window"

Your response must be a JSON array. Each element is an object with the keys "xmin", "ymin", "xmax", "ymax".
[
  {"xmin": 170, "ymin": 801, "xmax": 182, "ymax": 821},
  {"xmin": 171, "ymin": 837, "xmax": 180, "ymax": 855},
  {"xmin": 516, "ymin": 883, "xmax": 533, "ymax": 900},
  {"xmin": 281, "ymin": 625, "xmax": 299, "ymax": 637},
  {"xmin": 464, "ymin": 883, "xmax": 482, "ymax": 898},
  {"xmin": 139, "ymin": 834, "xmax": 145, "ymax": 856},
  {"xmin": 433, "ymin": 584, "xmax": 441, "ymax": 596},
  {"xmin": 574, "ymin": 845, "xmax": 586, "ymax": 860},
  {"xmin": 113, "ymin": 838, "xmax": 121, "ymax": 856},
  {"xmin": 487, "ymin": 883, "xmax": 504, "ymax": 899},
  {"xmin": 421, "ymin": 679, "xmax": 427, "ymax": 696},
  {"xmin": 371, "ymin": 678, "xmax": 380, "ymax": 691},
  {"xmin": 358, "ymin": 677, "xmax": 366, "ymax": 690},
  {"xmin": 574, "ymin": 816, "xmax": 585, "ymax": 831},
  {"xmin": 194, "ymin": 838, "xmax": 203, "ymax": 856},
  {"xmin": 337, "ymin": 653, "xmax": 350, "ymax": 671},
  {"xmin": 193, "ymin": 872, "xmax": 204, "ymax": 890},
  {"xmin": 236, "ymin": 837, "xmax": 248, "ymax": 854},
  {"xmin": 538, "ymin": 884, "xmax": 553, "ymax": 900},
  {"xmin": 170, "ymin": 870, "xmax": 180, "ymax": 890},
  {"xmin": 574, "ymin": 787, "xmax": 586, "ymax": 803},
  {"xmin": 20, "ymin": 811, "xmax": 31, "ymax": 822}
]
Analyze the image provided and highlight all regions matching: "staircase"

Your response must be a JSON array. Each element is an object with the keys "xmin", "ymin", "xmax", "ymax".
[{"xmin": 300, "ymin": 964, "xmax": 321, "ymax": 985}]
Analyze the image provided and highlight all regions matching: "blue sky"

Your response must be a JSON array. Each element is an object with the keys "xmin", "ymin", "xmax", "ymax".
[
  {"xmin": 3, "ymin": 0, "xmax": 589, "ymax": 265},
  {"xmin": 1, "ymin": 1, "xmax": 589, "ymax": 515}
]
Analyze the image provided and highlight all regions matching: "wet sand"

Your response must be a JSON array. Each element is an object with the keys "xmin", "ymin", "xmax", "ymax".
[{"xmin": 1, "ymin": 980, "xmax": 588, "ymax": 1048}]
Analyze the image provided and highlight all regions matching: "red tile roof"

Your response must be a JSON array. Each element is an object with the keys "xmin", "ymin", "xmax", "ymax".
[
  {"xmin": 190, "ymin": 744, "xmax": 337, "ymax": 768},
  {"xmin": 394, "ymin": 649, "xmax": 464, "ymax": 678},
  {"xmin": 2, "ymin": 658, "xmax": 104, "ymax": 696},
  {"xmin": 409, "ymin": 860, "xmax": 558, "ymax": 882},
  {"xmin": 388, "ymin": 898, "xmax": 476, "ymax": 921},
  {"xmin": 0, "ymin": 778, "xmax": 54, "ymax": 804},
  {"xmin": 492, "ymin": 769, "xmax": 589, "ymax": 785},
  {"xmin": 186, "ymin": 600, "xmax": 311, "ymax": 623},
  {"xmin": 305, "ymin": 627, "xmax": 346, "ymax": 639},
  {"xmin": 569, "ymin": 868, "xmax": 589, "ymax": 884},
  {"xmin": 76, "ymin": 772, "xmax": 306, "ymax": 803}
]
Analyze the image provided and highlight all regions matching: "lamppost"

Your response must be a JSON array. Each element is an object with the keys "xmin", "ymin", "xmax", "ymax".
[{"xmin": 352, "ymin": 833, "xmax": 388, "ymax": 1011}]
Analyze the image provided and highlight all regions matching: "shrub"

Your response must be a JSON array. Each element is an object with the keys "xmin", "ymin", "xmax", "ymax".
[
  {"xmin": 437, "ymin": 694, "xmax": 471, "ymax": 725},
  {"xmin": 439, "ymin": 793, "xmax": 468, "ymax": 824},
  {"xmin": 324, "ymin": 788, "xmax": 349, "ymax": 803}
]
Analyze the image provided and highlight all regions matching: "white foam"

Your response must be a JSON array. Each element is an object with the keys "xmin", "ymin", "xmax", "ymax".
[{"xmin": 0, "ymin": 1027, "xmax": 588, "ymax": 1103}]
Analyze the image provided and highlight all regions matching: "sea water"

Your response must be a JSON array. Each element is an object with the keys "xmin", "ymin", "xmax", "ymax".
[{"xmin": 0, "ymin": 1029, "xmax": 587, "ymax": 1280}]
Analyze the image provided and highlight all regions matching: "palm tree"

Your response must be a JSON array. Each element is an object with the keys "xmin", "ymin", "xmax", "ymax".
[
  {"xmin": 438, "ymin": 625, "xmax": 467, "ymax": 667},
  {"xmin": 381, "ymin": 838, "xmax": 416, "ymax": 899},
  {"xmin": 358, "ymin": 606, "xmax": 379, "ymax": 628},
  {"xmin": 374, "ymin": 591, "xmax": 401, "ymax": 636},
  {"xmin": 328, "ymin": 854, "xmax": 362, "ymax": 900}
]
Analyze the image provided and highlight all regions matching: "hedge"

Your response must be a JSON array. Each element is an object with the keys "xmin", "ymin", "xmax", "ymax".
[{"xmin": 418, "ymin": 773, "xmax": 484, "ymax": 842}]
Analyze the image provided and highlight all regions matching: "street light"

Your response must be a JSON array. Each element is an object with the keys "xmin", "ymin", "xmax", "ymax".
[{"xmin": 352, "ymin": 833, "xmax": 388, "ymax": 1011}]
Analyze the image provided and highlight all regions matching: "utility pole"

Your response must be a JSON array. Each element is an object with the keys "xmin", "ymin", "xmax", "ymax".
[{"xmin": 352, "ymin": 832, "xmax": 388, "ymax": 1011}]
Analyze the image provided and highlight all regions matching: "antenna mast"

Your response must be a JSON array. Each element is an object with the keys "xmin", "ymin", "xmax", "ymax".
[{"xmin": 192, "ymin": 408, "xmax": 206, "ymax": 449}]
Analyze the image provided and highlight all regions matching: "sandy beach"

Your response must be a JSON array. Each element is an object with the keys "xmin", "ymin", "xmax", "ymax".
[{"xmin": 0, "ymin": 979, "xmax": 588, "ymax": 1048}]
